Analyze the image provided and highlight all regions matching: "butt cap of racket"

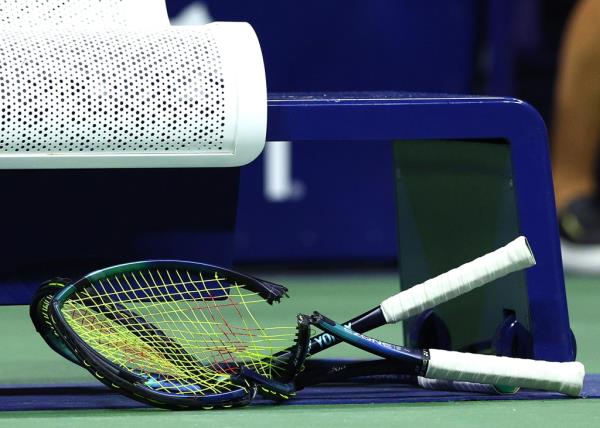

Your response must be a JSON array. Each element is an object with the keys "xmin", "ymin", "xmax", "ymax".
[
  {"xmin": 426, "ymin": 349, "xmax": 585, "ymax": 397},
  {"xmin": 381, "ymin": 236, "xmax": 535, "ymax": 323}
]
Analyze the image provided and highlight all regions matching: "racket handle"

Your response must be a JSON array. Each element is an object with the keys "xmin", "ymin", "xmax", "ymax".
[
  {"xmin": 426, "ymin": 349, "xmax": 585, "ymax": 396},
  {"xmin": 380, "ymin": 236, "xmax": 535, "ymax": 323},
  {"xmin": 416, "ymin": 376, "xmax": 517, "ymax": 395}
]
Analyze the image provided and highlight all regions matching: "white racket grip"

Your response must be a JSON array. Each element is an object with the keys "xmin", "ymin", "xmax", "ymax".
[
  {"xmin": 380, "ymin": 236, "xmax": 535, "ymax": 323},
  {"xmin": 426, "ymin": 349, "xmax": 585, "ymax": 396}
]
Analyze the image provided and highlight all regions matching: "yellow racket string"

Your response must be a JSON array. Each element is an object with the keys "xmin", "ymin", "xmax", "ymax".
[{"xmin": 61, "ymin": 268, "xmax": 296, "ymax": 396}]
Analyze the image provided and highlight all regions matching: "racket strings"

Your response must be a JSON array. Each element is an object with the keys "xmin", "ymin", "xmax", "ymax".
[{"xmin": 61, "ymin": 267, "xmax": 296, "ymax": 396}]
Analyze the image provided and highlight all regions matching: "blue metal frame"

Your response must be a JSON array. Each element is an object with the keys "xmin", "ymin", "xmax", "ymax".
[{"xmin": 266, "ymin": 92, "xmax": 572, "ymax": 362}]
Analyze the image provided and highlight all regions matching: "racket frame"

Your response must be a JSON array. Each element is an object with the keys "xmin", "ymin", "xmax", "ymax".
[
  {"xmin": 47, "ymin": 260, "xmax": 295, "ymax": 409},
  {"xmin": 29, "ymin": 278, "xmax": 81, "ymax": 365}
]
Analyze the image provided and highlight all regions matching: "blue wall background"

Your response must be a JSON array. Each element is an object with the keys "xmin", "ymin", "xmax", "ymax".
[{"xmin": 165, "ymin": 1, "xmax": 568, "ymax": 264}]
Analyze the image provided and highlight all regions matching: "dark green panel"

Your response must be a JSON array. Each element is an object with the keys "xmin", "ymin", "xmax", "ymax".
[{"xmin": 394, "ymin": 140, "xmax": 530, "ymax": 353}]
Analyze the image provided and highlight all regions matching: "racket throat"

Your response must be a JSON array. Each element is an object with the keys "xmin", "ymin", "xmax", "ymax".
[
  {"xmin": 232, "ymin": 314, "xmax": 312, "ymax": 401},
  {"xmin": 307, "ymin": 307, "xmax": 387, "ymax": 354},
  {"xmin": 309, "ymin": 312, "xmax": 429, "ymax": 377}
]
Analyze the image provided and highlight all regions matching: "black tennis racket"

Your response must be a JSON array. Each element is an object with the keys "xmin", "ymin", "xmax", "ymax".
[
  {"xmin": 305, "ymin": 312, "xmax": 585, "ymax": 396},
  {"xmin": 295, "ymin": 358, "xmax": 517, "ymax": 394},
  {"xmin": 42, "ymin": 237, "xmax": 534, "ymax": 409},
  {"xmin": 31, "ymin": 282, "xmax": 513, "ymax": 395},
  {"xmin": 30, "ymin": 278, "xmax": 80, "ymax": 365}
]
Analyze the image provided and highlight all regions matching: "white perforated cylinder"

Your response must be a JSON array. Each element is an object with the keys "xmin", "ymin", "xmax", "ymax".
[{"xmin": 0, "ymin": 1, "xmax": 266, "ymax": 168}]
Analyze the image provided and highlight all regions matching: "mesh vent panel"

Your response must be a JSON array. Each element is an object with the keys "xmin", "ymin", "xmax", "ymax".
[
  {"xmin": 0, "ymin": 0, "xmax": 168, "ymax": 28},
  {"xmin": 0, "ymin": 27, "xmax": 229, "ymax": 154}
]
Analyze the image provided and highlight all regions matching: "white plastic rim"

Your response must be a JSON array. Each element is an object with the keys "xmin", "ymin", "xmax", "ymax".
[{"xmin": 211, "ymin": 22, "xmax": 267, "ymax": 168}]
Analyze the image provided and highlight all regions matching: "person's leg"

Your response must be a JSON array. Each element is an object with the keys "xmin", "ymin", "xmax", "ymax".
[
  {"xmin": 551, "ymin": 0, "xmax": 600, "ymax": 273},
  {"xmin": 552, "ymin": 0, "xmax": 600, "ymax": 211}
]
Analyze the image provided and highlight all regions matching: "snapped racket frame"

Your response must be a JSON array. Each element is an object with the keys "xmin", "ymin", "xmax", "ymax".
[
  {"xmin": 46, "ymin": 260, "xmax": 308, "ymax": 409},
  {"xmin": 40, "ymin": 236, "xmax": 539, "ymax": 408}
]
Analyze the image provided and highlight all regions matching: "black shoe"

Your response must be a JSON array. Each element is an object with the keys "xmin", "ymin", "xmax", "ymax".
[{"xmin": 559, "ymin": 195, "xmax": 600, "ymax": 274}]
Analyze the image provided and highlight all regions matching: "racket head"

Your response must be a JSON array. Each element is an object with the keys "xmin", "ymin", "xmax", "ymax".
[
  {"xmin": 48, "ymin": 260, "xmax": 304, "ymax": 409},
  {"xmin": 29, "ymin": 278, "xmax": 81, "ymax": 365}
]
